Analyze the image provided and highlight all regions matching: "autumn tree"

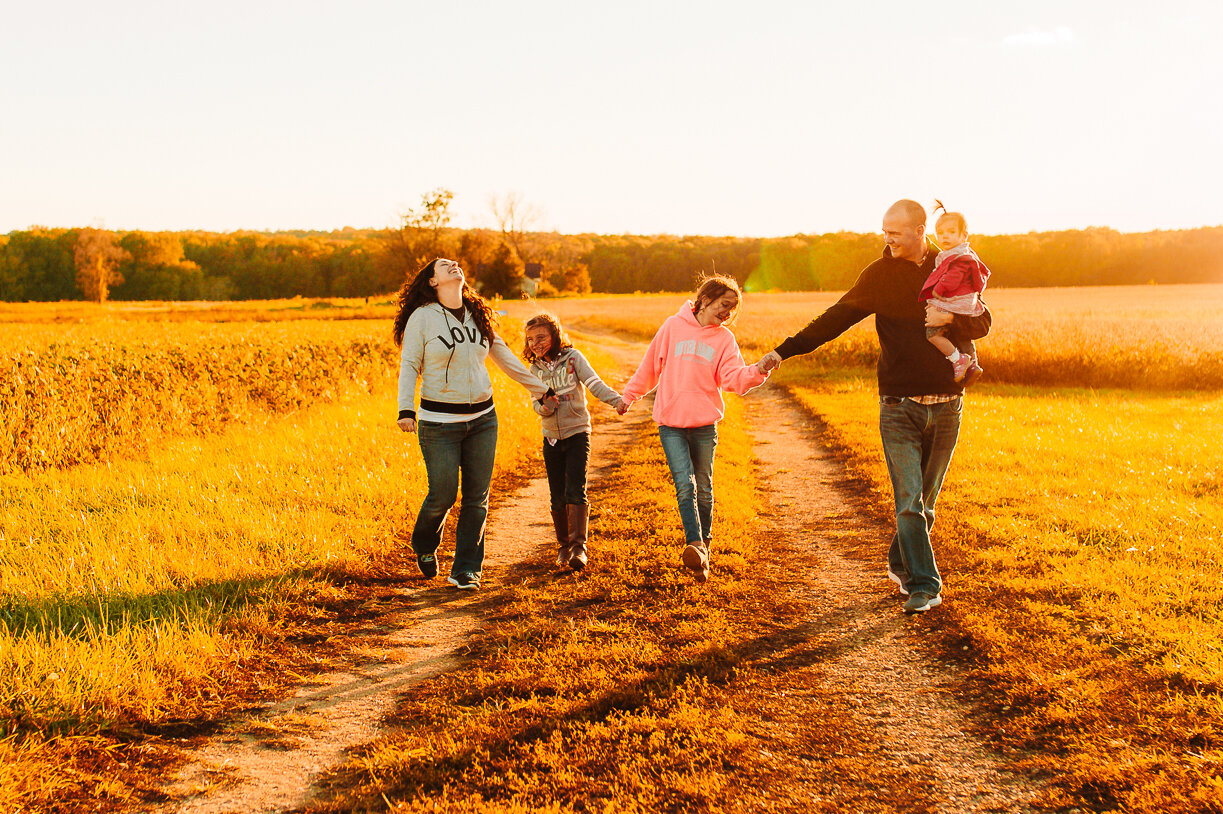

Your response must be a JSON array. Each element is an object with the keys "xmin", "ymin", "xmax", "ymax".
[
  {"xmin": 380, "ymin": 188, "xmax": 456, "ymax": 291},
  {"xmin": 73, "ymin": 228, "xmax": 130, "ymax": 302},
  {"xmin": 479, "ymin": 241, "xmax": 525, "ymax": 298},
  {"xmin": 490, "ymin": 191, "xmax": 542, "ymax": 263},
  {"xmin": 115, "ymin": 231, "xmax": 202, "ymax": 300},
  {"xmin": 455, "ymin": 228, "xmax": 498, "ymax": 283},
  {"xmin": 562, "ymin": 262, "xmax": 592, "ymax": 294}
]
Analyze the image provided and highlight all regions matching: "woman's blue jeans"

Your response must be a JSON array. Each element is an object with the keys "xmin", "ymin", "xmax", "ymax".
[
  {"xmin": 879, "ymin": 396, "xmax": 962, "ymax": 597},
  {"xmin": 412, "ymin": 410, "xmax": 498, "ymax": 578},
  {"xmin": 658, "ymin": 424, "xmax": 718, "ymax": 544}
]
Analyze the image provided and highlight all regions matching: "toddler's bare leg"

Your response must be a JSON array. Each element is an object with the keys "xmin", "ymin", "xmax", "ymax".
[{"xmin": 928, "ymin": 333, "xmax": 957, "ymax": 357}]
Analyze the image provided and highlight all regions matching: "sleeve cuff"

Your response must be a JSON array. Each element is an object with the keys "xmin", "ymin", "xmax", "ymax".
[{"xmin": 398, "ymin": 409, "xmax": 416, "ymax": 421}]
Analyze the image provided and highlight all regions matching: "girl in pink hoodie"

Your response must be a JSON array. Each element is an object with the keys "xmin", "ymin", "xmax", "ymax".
[{"xmin": 622, "ymin": 275, "xmax": 770, "ymax": 583}]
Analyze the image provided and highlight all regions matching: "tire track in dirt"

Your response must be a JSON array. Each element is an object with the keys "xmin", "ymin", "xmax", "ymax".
[
  {"xmin": 736, "ymin": 386, "xmax": 1046, "ymax": 812},
  {"xmin": 148, "ymin": 333, "xmax": 651, "ymax": 814}
]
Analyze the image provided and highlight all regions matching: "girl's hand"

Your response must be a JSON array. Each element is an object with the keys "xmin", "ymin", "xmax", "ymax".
[
  {"xmin": 397, "ymin": 418, "xmax": 417, "ymax": 433},
  {"xmin": 756, "ymin": 351, "xmax": 782, "ymax": 374},
  {"xmin": 616, "ymin": 399, "xmax": 630, "ymax": 415}
]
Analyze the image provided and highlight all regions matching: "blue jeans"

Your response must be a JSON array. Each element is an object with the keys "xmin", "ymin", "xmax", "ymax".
[
  {"xmin": 412, "ymin": 410, "xmax": 498, "ymax": 577},
  {"xmin": 879, "ymin": 396, "xmax": 962, "ymax": 597},
  {"xmin": 658, "ymin": 424, "xmax": 718, "ymax": 544},
  {"xmin": 542, "ymin": 432, "xmax": 591, "ymax": 510}
]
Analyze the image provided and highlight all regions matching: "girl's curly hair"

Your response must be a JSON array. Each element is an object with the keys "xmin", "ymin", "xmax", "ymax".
[
  {"xmin": 393, "ymin": 259, "xmax": 499, "ymax": 347},
  {"xmin": 521, "ymin": 312, "xmax": 573, "ymax": 364}
]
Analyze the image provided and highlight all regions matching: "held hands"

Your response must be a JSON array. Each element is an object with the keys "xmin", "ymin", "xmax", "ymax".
[
  {"xmin": 397, "ymin": 417, "xmax": 417, "ymax": 433},
  {"xmin": 616, "ymin": 398, "xmax": 631, "ymax": 416},
  {"xmin": 925, "ymin": 303, "xmax": 953, "ymax": 327},
  {"xmin": 756, "ymin": 350, "xmax": 782, "ymax": 375}
]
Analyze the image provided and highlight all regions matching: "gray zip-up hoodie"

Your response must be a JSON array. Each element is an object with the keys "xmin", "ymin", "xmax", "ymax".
[
  {"xmin": 529, "ymin": 347, "xmax": 625, "ymax": 440},
  {"xmin": 398, "ymin": 303, "xmax": 548, "ymax": 420}
]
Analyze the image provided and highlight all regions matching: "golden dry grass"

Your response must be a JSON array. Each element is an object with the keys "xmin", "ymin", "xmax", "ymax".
[
  {"xmin": 1, "ymin": 320, "xmax": 396, "ymax": 473},
  {"xmin": 305, "ymin": 396, "xmax": 781, "ymax": 813},
  {"xmin": 504, "ymin": 285, "xmax": 1223, "ymax": 810},
  {"xmin": 507, "ymin": 283, "xmax": 1223, "ymax": 390},
  {"xmin": 0, "ymin": 308, "xmax": 547, "ymax": 811},
  {"xmin": 4, "ymin": 285, "xmax": 1222, "ymax": 811},
  {"xmin": 769, "ymin": 380, "xmax": 1223, "ymax": 809}
]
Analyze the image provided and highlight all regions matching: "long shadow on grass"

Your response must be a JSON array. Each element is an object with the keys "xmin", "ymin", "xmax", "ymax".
[
  {"xmin": 306, "ymin": 554, "xmax": 909, "ymax": 812},
  {"xmin": 0, "ymin": 568, "xmax": 339, "ymax": 641}
]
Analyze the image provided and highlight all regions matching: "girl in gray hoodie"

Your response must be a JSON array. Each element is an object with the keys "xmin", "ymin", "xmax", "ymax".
[
  {"xmin": 394, "ymin": 259, "xmax": 553, "ymax": 591},
  {"xmin": 523, "ymin": 313, "xmax": 626, "ymax": 571}
]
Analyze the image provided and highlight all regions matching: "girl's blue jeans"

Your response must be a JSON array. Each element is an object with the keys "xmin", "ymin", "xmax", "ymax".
[{"xmin": 657, "ymin": 424, "xmax": 718, "ymax": 544}]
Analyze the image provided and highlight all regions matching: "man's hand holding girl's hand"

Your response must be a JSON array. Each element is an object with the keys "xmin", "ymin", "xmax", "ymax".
[{"xmin": 756, "ymin": 350, "xmax": 782, "ymax": 375}]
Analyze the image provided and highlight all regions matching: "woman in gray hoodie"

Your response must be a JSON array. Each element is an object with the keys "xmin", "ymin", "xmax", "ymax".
[
  {"xmin": 523, "ymin": 313, "xmax": 626, "ymax": 571},
  {"xmin": 394, "ymin": 259, "xmax": 554, "ymax": 590}
]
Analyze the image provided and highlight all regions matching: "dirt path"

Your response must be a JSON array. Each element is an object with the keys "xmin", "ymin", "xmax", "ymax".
[
  {"xmin": 147, "ymin": 332, "xmax": 1045, "ymax": 812},
  {"xmin": 149, "ymin": 334, "xmax": 652, "ymax": 814},
  {"xmin": 738, "ymin": 386, "xmax": 1045, "ymax": 812}
]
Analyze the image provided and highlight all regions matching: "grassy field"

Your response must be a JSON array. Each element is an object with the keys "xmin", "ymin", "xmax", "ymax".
[
  {"xmin": 0, "ymin": 308, "xmax": 546, "ymax": 810},
  {"xmin": 783, "ymin": 376, "xmax": 1223, "ymax": 811},
  {"xmin": 305, "ymin": 397, "xmax": 793, "ymax": 812},
  {"xmin": 2, "ymin": 283, "xmax": 1221, "ymax": 811},
  {"xmin": 507, "ymin": 283, "xmax": 1223, "ymax": 390},
  {"xmin": 506, "ymin": 284, "xmax": 1223, "ymax": 811}
]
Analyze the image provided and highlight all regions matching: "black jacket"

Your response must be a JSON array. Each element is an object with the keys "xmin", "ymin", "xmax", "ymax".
[{"xmin": 774, "ymin": 242, "xmax": 992, "ymax": 397}]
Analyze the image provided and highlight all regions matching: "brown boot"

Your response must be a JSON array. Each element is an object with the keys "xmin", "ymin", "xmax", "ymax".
[
  {"xmin": 566, "ymin": 503, "xmax": 589, "ymax": 571},
  {"xmin": 551, "ymin": 507, "xmax": 569, "ymax": 567},
  {"xmin": 682, "ymin": 540, "xmax": 710, "ymax": 584}
]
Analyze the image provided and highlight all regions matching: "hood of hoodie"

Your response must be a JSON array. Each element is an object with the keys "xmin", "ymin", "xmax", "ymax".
[{"xmin": 670, "ymin": 300, "xmax": 730, "ymax": 350}]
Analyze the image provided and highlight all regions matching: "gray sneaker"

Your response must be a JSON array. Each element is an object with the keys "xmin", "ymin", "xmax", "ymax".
[
  {"xmin": 447, "ymin": 572, "xmax": 480, "ymax": 591},
  {"xmin": 887, "ymin": 568, "xmax": 909, "ymax": 596},
  {"xmin": 903, "ymin": 592, "xmax": 942, "ymax": 614},
  {"xmin": 417, "ymin": 553, "xmax": 438, "ymax": 579}
]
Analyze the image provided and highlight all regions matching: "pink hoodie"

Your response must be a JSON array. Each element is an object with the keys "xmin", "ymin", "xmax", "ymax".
[{"xmin": 623, "ymin": 301, "xmax": 768, "ymax": 428}]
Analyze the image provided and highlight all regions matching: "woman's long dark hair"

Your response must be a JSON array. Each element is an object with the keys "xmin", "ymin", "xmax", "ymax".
[{"xmin": 393, "ymin": 259, "xmax": 499, "ymax": 347}]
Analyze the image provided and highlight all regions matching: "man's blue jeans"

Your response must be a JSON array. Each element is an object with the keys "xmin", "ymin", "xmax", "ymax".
[
  {"xmin": 412, "ymin": 410, "xmax": 498, "ymax": 578},
  {"xmin": 879, "ymin": 396, "xmax": 962, "ymax": 597},
  {"xmin": 658, "ymin": 424, "xmax": 718, "ymax": 544}
]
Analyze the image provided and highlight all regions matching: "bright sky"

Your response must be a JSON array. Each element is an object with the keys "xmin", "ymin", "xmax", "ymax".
[{"xmin": 4, "ymin": 0, "xmax": 1220, "ymax": 237}]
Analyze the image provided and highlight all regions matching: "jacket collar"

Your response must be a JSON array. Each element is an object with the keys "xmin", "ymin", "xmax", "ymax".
[{"xmin": 882, "ymin": 239, "xmax": 939, "ymax": 267}]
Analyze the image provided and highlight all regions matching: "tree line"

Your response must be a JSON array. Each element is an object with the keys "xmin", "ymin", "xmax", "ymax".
[{"xmin": 2, "ymin": 214, "xmax": 1220, "ymax": 303}]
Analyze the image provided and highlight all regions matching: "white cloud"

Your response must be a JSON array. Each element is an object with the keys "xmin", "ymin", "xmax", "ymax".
[{"xmin": 1003, "ymin": 26, "xmax": 1075, "ymax": 47}]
